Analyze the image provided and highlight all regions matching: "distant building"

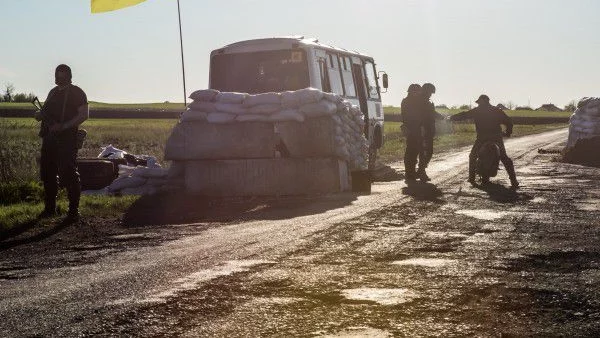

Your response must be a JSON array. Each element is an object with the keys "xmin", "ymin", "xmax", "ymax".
[
  {"xmin": 496, "ymin": 103, "xmax": 508, "ymax": 110},
  {"xmin": 536, "ymin": 104, "xmax": 563, "ymax": 112},
  {"xmin": 515, "ymin": 106, "xmax": 533, "ymax": 111}
]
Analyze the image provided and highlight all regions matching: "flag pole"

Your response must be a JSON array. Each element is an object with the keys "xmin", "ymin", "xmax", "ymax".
[{"xmin": 177, "ymin": 0, "xmax": 187, "ymax": 107}]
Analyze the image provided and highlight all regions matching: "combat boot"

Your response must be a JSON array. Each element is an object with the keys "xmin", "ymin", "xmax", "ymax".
[
  {"xmin": 405, "ymin": 168, "xmax": 417, "ymax": 183},
  {"xmin": 417, "ymin": 167, "xmax": 431, "ymax": 182}
]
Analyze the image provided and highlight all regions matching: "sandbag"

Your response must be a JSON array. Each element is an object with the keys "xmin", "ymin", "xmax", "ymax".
[
  {"xmin": 131, "ymin": 167, "xmax": 168, "ymax": 179},
  {"xmin": 108, "ymin": 176, "xmax": 147, "ymax": 192},
  {"xmin": 207, "ymin": 112, "xmax": 237, "ymax": 124},
  {"xmin": 236, "ymin": 114, "xmax": 270, "ymax": 122},
  {"xmin": 322, "ymin": 92, "xmax": 342, "ymax": 103},
  {"xmin": 299, "ymin": 100, "xmax": 338, "ymax": 118},
  {"xmin": 187, "ymin": 101, "xmax": 216, "ymax": 112},
  {"xmin": 180, "ymin": 110, "xmax": 208, "ymax": 122},
  {"xmin": 215, "ymin": 103, "xmax": 247, "ymax": 115},
  {"xmin": 189, "ymin": 89, "xmax": 219, "ymax": 102},
  {"xmin": 248, "ymin": 103, "xmax": 281, "ymax": 115},
  {"xmin": 281, "ymin": 88, "xmax": 323, "ymax": 108},
  {"xmin": 216, "ymin": 92, "xmax": 247, "ymax": 104},
  {"xmin": 269, "ymin": 110, "xmax": 305, "ymax": 122},
  {"xmin": 243, "ymin": 92, "xmax": 281, "ymax": 107},
  {"xmin": 578, "ymin": 97, "xmax": 600, "ymax": 109}
]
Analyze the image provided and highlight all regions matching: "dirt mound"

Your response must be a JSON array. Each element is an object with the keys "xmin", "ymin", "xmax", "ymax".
[{"xmin": 563, "ymin": 136, "xmax": 600, "ymax": 167}]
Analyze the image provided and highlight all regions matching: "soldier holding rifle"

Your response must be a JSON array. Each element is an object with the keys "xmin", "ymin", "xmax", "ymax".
[{"xmin": 34, "ymin": 64, "xmax": 88, "ymax": 222}]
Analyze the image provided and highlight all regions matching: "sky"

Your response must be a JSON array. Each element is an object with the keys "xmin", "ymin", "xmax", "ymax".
[{"xmin": 1, "ymin": 0, "xmax": 599, "ymax": 108}]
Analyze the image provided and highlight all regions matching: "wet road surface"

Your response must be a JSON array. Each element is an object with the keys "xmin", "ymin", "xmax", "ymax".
[{"xmin": 2, "ymin": 129, "xmax": 600, "ymax": 336}]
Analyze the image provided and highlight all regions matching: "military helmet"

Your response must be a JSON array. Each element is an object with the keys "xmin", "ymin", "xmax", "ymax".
[
  {"xmin": 407, "ymin": 83, "xmax": 421, "ymax": 93},
  {"xmin": 422, "ymin": 83, "xmax": 436, "ymax": 94}
]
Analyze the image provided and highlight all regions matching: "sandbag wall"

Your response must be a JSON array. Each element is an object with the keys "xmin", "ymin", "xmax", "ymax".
[
  {"xmin": 564, "ymin": 97, "xmax": 600, "ymax": 167},
  {"xmin": 165, "ymin": 88, "xmax": 369, "ymax": 196},
  {"xmin": 567, "ymin": 97, "xmax": 600, "ymax": 149}
]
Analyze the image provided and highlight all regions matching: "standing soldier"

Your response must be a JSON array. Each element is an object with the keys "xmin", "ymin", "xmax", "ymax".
[
  {"xmin": 400, "ymin": 84, "xmax": 425, "ymax": 182},
  {"xmin": 35, "ymin": 64, "xmax": 89, "ymax": 222},
  {"xmin": 418, "ymin": 82, "xmax": 445, "ymax": 182},
  {"xmin": 450, "ymin": 94, "xmax": 519, "ymax": 189}
]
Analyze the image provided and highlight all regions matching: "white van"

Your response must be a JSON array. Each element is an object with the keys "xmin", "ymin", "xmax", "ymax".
[{"xmin": 209, "ymin": 36, "xmax": 388, "ymax": 168}]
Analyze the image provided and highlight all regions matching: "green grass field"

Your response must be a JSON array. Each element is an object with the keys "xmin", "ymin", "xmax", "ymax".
[
  {"xmin": 0, "ymin": 101, "xmax": 185, "ymax": 110},
  {"xmin": 383, "ymin": 105, "xmax": 573, "ymax": 118},
  {"xmin": 377, "ymin": 121, "xmax": 567, "ymax": 164},
  {"xmin": 0, "ymin": 117, "xmax": 177, "ymax": 183},
  {"xmin": 0, "ymin": 117, "xmax": 177, "ymax": 233},
  {"xmin": 0, "ymin": 115, "xmax": 567, "ymax": 234}
]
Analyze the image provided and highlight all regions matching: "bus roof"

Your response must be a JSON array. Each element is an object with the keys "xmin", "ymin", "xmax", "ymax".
[{"xmin": 211, "ymin": 36, "xmax": 373, "ymax": 59}]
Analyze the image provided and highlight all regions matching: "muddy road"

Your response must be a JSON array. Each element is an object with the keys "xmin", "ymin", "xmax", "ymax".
[{"xmin": 2, "ymin": 128, "xmax": 600, "ymax": 337}]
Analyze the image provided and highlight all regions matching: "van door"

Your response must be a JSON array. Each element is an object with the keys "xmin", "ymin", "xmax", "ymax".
[{"xmin": 351, "ymin": 63, "xmax": 369, "ymax": 137}]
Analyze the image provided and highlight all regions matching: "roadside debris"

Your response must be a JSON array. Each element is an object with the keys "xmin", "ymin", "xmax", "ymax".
[{"xmin": 82, "ymin": 145, "xmax": 168, "ymax": 195}]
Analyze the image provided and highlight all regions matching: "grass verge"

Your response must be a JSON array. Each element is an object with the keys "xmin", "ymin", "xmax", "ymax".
[{"xmin": 0, "ymin": 195, "xmax": 139, "ymax": 235}]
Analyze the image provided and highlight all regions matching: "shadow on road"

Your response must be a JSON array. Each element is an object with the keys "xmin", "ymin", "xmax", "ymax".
[
  {"xmin": 402, "ymin": 181, "xmax": 445, "ymax": 203},
  {"xmin": 0, "ymin": 218, "xmax": 75, "ymax": 250},
  {"xmin": 371, "ymin": 164, "xmax": 403, "ymax": 182},
  {"xmin": 123, "ymin": 192, "xmax": 359, "ymax": 227},
  {"xmin": 477, "ymin": 182, "xmax": 533, "ymax": 203}
]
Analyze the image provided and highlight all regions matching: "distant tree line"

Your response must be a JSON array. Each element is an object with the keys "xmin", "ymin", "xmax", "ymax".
[{"xmin": 1, "ymin": 83, "xmax": 36, "ymax": 103}]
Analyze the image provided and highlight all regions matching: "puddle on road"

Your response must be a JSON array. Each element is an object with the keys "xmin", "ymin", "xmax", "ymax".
[
  {"xmin": 455, "ymin": 209, "xmax": 512, "ymax": 221},
  {"xmin": 319, "ymin": 327, "xmax": 391, "ymax": 338},
  {"xmin": 482, "ymin": 223, "xmax": 515, "ymax": 232},
  {"xmin": 531, "ymin": 197, "xmax": 547, "ymax": 204},
  {"xmin": 575, "ymin": 199, "xmax": 600, "ymax": 211},
  {"xmin": 376, "ymin": 225, "xmax": 412, "ymax": 232},
  {"xmin": 392, "ymin": 258, "xmax": 456, "ymax": 268},
  {"xmin": 341, "ymin": 288, "xmax": 418, "ymax": 306},
  {"xmin": 464, "ymin": 233, "xmax": 494, "ymax": 244},
  {"xmin": 116, "ymin": 260, "xmax": 274, "ymax": 305}
]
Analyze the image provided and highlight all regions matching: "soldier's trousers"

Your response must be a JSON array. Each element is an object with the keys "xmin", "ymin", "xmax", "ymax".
[
  {"xmin": 419, "ymin": 133, "xmax": 434, "ymax": 170},
  {"xmin": 404, "ymin": 132, "xmax": 423, "ymax": 174},
  {"xmin": 40, "ymin": 134, "xmax": 81, "ymax": 212}
]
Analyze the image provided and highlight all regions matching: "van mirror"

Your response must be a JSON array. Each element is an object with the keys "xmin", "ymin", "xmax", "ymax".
[{"xmin": 382, "ymin": 73, "xmax": 388, "ymax": 89}]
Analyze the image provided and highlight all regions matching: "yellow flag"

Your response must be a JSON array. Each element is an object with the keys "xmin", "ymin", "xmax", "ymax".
[{"xmin": 91, "ymin": 0, "xmax": 148, "ymax": 13}]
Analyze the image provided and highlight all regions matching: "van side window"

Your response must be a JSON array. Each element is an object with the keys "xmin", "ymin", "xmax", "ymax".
[
  {"xmin": 364, "ymin": 61, "xmax": 380, "ymax": 99},
  {"xmin": 319, "ymin": 59, "xmax": 332, "ymax": 93},
  {"xmin": 326, "ymin": 53, "xmax": 344, "ymax": 95},
  {"xmin": 341, "ymin": 57, "xmax": 356, "ymax": 97}
]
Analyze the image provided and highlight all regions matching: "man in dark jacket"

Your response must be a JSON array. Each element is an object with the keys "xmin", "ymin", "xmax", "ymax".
[
  {"xmin": 35, "ymin": 64, "xmax": 89, "ymax": 222},
  {"xmin": 418, "ymin": 82, "xmax": 445, "ymax": 182},
  {"xmin": 400, "ymin": 84, "xmax": 425, "ymax": 182},
  {"xmin": 451, "ymin": 94, "xmax": 519, "ymax": 188}
]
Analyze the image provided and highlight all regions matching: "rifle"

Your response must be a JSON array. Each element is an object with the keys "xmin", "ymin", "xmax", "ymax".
[{"xmin": 32, "ymin": 95, "xmax": 87, "ymax": 148}]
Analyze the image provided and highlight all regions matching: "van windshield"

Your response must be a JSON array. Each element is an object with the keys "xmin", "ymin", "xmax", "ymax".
[{"xmin": 210, "ymin": 50, "xmax": 309, "ymax": 94}]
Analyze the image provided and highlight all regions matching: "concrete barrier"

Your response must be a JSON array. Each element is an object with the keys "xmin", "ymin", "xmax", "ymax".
[
  {"xmin": 165, "ymin": 121, "xmax": 276, "ymax": 160},
  {"xmin": 185, "ymin": 158, "xmax": 349, "ymax": 196},
  {"xmin": 275, "ymin": 116, "xmax": 336, "ymax": 158}
]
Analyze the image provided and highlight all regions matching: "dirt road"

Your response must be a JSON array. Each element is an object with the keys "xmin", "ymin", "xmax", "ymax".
[{"xmin": 2, "ymin": 128, "xmax": 600, "ymax": 337}]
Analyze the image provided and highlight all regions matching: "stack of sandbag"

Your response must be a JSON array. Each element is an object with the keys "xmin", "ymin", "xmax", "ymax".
[
  {"xmin": 177, "ymin": 88, "xmax": 368, "ymax": 170},
  {"xmin": 567, "ymin": 97, "xmax": 600, "ymax": 149},
  {"xmin": 95, "ymin": 145, "xmax": 168, "ymax": 195},
  {"xmin": 106, "ymin": 165, "xmax": 169, "ymax": 195}
]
